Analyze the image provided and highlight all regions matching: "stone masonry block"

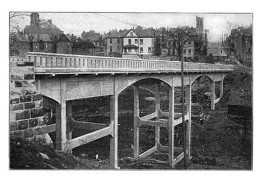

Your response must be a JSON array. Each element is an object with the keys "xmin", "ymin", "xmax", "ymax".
[
  {"xmin": 24, "ymin": 102, "xmax": 35, "ymax": 109},
  {"xmin": 34, "ymin": 100, "xmax": 43, "ymax": 108},
  {"xmin": 38, "ymin": 116, "xmax": 46, "ymax": 126},
  {"xmin": 10, "ymin": 112, "xmax": 16, "ymax": 122},
  {"xmin": 31, "ymin": 108, "xmax": 44, "ymax": 118},
  {"xmin": 32, "ymin": 94, "xmax": 42, "ymax": 101},
  {"xmin": 18, "ymin": 119, "xmax": 29, "ymax": 130},
  {"xmin": 29, "ymin": 118, "xmax": 39, "ymax": 128},
  {"xmin": 10, "ymin": 122, "xmax": 18, "ymax": 131},
  {"xmin": 20, "ymin": 95, "xmax": 32, "ymax": 103},
  {"xmin": 15, "ymin": 81, "xmax": 22, "ymax": 87},
  {"xmin": 11, "ymin": 103, "xmax": 24, "ymax": 111},
  {"xmin": 10, "ymin": 98, "xmax": 20, "ymax": 104},
  {"xmin": 11, "ymin": 74, "xmax": 23, "ymax": 81},
  {"xmin": 16, "ymin": 110, "xmax": 30, "ymax": 120},
  {"xmin": 24, "ymin": 73, "xmax": 34, "ymax": 80},
  {"xmin": 24, "ymin": 128, "xmax": 34, "ymax": 138}
]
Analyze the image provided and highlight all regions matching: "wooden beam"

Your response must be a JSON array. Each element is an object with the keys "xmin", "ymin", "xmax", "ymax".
[
  {"xmin": 140, "ymin": 112, "xmax": 157, "ymax": 121},
  {"xmin": 173, "ymin": 152, "xmax": 184, "ymax": 166},
  {"xmin": 172, "ymin": 113, "xmax": 189, "ymax": 127},
  {"xmin": 32, "ymin": 124, "xmax": 56, "ymax": 135},
  {"xmin": 158, "ymin": 144, "xmax": 183, "ymax": 153},
  {"xmin": 67, "ymin": 126, "xmax": 112, "ymax": 149},
  {"xmin": 138, "ymin": 118, "xmax": 168, "ymax": 127},
  {"xmin": 139, "ymin": 145, "xmax": 158, "ymax": 159},
  {"xmin": 71, "ymin": 117, "xmax": 107, "ymax": 131}
]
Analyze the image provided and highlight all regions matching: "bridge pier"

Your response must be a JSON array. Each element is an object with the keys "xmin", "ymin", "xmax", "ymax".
[
  {"xmin": 154, "ymin": 84, "xmax": 161, "ymax": 146},
  {"xmin": 56, "ymin": 79, "xmax": 67, "ymax": 151},
  {"xmin": 168, "ymin": 81, "xmax": 175, "ymax": 167},
  {"xmin": 110, "ymin": 92, "xmax": 119, "ymax": 169},
  {"xmin": 185, "ymin": 83, "xmax": 192, "ymax": 159},
  {"xmin": 66, "ymin": 101, "xmax": 73, "ymax": 153},
  {"xmin": 211, "ymin": 80, "xmax": 215, "ymax": 110},
  {"xmin": 133, "ymin": 84, "xmax": 140, "ymax": 159}
]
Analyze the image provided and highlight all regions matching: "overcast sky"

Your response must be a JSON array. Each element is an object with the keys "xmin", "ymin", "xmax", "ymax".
[{"xmin": 13, "ymin": 12, "xmax": 252, "ymax": 42}]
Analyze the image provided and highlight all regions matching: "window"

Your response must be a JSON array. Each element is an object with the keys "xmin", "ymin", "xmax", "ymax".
[
  {"xmin": 140, "ymin": 47, "xmax": 143, "ymax": 53},
  {"xmin": 128, "ymin": 48, "xmax": 131, "ymax": 52},
  {"xmin": 117, "ymin": 39, "xmax": 120, "ymax": 44},
  {"xmin": 135, "ymin": 48, "xmax": 138, "ymax": 53},
  {"xmin": 110, "ymin": 39, "xmax": 112, "ymax": 44},
  {"xmin": 140, "ymin": 39, "xmax": 143, "ymax": 45},
  {"xmin": 148, "ymin": 47, "xmax": 151, "ymax": 53},
  {"xmin": 128, "ymin": 39, "xmax": 131, "ymax": 44},
  {"xmin": 45, "ymin": 44, "xmax": 48, "ymax": 49},
  {"xmin": 188, "ymin": 49, "xmax": 191, "ymax": 54},
  {"xmin": 130, "ymin": 32, "xmax": 133, "ymax": 36},
  {"xmin": 135, "ymin": 39, "xmax": 138, "ymax": 44},
  {"xmin": 35, "ymin": 44, "xmax": 38, "ymax": 49},
  {"xmin": 110, "ymin": 46, "xmax": 112, "ymax": 52},
  {"xmin": 117, "ymin": 46, "xmax": 120, "ymax": 52}
]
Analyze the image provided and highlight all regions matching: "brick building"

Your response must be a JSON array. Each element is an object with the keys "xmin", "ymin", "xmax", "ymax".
[{"xmin": 225, "ymin": 26, "xmax": 252, "ymax": 65}]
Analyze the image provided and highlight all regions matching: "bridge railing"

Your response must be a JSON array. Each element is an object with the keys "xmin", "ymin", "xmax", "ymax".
[{"xmin": 27, "ymin": 52, "xmax": 233, "ymax": 72}]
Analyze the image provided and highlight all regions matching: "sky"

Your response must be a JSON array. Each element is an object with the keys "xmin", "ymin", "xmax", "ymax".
[{"xmin": 12, "ymin": 12, "xmax": 252, "ymax": 42}]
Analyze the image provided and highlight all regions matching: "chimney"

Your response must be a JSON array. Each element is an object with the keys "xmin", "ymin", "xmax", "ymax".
[{"xmin": 71, "ymin": 34, "xmax": 74, "ymax": 42}]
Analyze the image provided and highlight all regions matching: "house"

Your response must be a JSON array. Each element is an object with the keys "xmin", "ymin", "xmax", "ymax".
[
  {"xmin": 122, "ymin": 27, "xmax": 155, "ymax": 59},
  {"xmin": 104, "ymin": 29, "xmax": 128, "ymax": 57},
  {"xmin": 56, "ymin": 34, "xmax": 73, "ymax": 54},
  {"xmin": 10, "ymin": 12, "xmax": 64, "ymax": 56},
  {"xmin": 72, "ymin": 38, "xmax": 96, "ymax": 56}
]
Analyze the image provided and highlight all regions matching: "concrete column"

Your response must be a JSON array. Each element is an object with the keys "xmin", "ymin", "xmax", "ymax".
[
  {"xmin": 66, "ymin": 101, "xmax": 73, "ymax": 153},
  {"xmin": 133, "ymin": 84, "xmax": 140, "ymax": 158},
  {"xmin": 220, "ymin": 77, "xmax": 224, "ymax": 98},
  {"xmin": 155, "ymin": 84, "xmax": 161, "ymax": 145},
  {"xmin": 211, "ymin": 80, "xmax": 215, "ymax": 110},
  {"xmin": 185, "ymin": 83, "xmax": 192, "ymax": 158},
  {"xmin": 56, "ymin": 79, "xmax": 67, "ymax": 151},
  {"xmin": 168, "ymin": 83, "xmax": 175, "ymax": 167},
  {"xmin": 110, "ymin": 93, "xmax": 119, "ymax": 169}
]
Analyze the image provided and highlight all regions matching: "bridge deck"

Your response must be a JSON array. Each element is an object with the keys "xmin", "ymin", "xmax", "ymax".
[{"xmin": 26, "ymin": 52, "xmax": 233, "ymax": 75}]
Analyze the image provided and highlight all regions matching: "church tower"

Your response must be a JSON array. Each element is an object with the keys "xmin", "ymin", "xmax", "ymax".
[
  {"xmin": 30, "ymin": 12, "xmax": 40, "ymax": 26},
  {"xmin": 196, "ymin": 16, "xmax": 204, "ymax": 35}
]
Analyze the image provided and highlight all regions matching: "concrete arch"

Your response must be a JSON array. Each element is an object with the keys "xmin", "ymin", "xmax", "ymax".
[
  {"xmin": 115, "ymin": 75, "xmax": 172, "ymax": 95},
  {"xmin": 190, "ymin": 74, "xmax": 214, "ymax": 85}
]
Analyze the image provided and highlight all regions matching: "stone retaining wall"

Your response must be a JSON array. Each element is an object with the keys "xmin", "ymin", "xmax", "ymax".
[{"xmin": 10, "ymin": 57, "xmax": 47, "ymax": 139}]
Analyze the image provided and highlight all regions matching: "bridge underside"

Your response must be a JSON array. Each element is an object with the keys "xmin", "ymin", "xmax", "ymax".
[{"xmin": 36, "ymin": 72, "xmax": 227, "ymax": 169}]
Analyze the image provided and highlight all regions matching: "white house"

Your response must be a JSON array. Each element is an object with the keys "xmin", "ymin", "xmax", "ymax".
[{"xmin": 122, "ymin": 28, "xmax": 154, "ymax": 58}]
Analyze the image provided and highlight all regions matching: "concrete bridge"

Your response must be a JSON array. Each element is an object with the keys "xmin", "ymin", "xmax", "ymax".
[{"xmin": 27, "ymin": 52, "xmax": 233, "ymax": 169}]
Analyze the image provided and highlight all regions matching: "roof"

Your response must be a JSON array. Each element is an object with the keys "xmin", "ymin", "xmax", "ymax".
[
  {"xmin": 32, "ymin": 34, "xmax": 54, "ymax": 42},
  {"xmin": 123, "ymin": 44, "xmax": 139, "ymax": 49},
  {"xmin": 72, "ymin": 40, "xmax": 96, "ymax": 49},
  {"xmin": 24, "ymin": 19, "xmax": 63, "ymax": 36},
  {"xmin": 57, "ymin": 34, "xmax": 72, "ymax": 43}
]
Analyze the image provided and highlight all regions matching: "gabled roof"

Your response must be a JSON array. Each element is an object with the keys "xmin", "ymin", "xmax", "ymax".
[
  {"xmin": 133, "ymin": 27, "xmax": 154, "ymax": 37},
  {"xmin": 57, "ymin": 34, "xmax": 72, "ymax": 43}
]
